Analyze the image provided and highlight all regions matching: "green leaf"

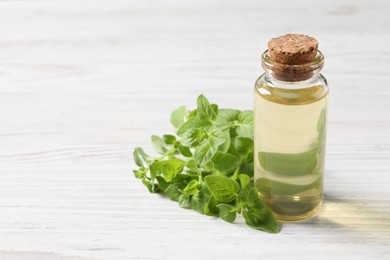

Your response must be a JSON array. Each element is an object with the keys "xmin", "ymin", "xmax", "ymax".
[
  {"xmin": 238, "ymin": 174, "xmax": 250, "ymax": 190},
  {"xmin": 187, "ymin": 109, "xmax": 197, "ymax": 120},
  {"xmin": 242, "ymin": 188, "xmax": 279, "ymax": 233},
  {"xmin": 191, "ymin": 191, "xmax": 209, "ymax": 214},
  {"xmin": 173, "ymin": 173, "xmax": 193, "ymax": 184},
  {"xmin": 239, "ymin": 162, "xmax": 254, "ymax": 177},
  {"xmin": 161, "ymin": 159, "xmax": 185, "ymax": 182},
  {"xmin": 234, "ymin": 137, "xmax": 253, "ymax": 157},
  {"xmin": 236, "ymin": 125, "xmax": 253, "ymax": 138},
  {"xmin": 183, "ymin": 179, "xmax": 199, "ymax": 195},
  {"xmin": 235, "ymin": 110, "xmax": 254, "ymax": 138},
  {"xmin": 133, "ymin": 148, "xmax": 144, "ymax": 167},
  {"xmin": 252, "ymin": 207, "xmax": 279, "ymax": 233},
  {"xmin": 170, "ymin": 105, "xmax": 187, "ymax": 129},
  {"xmin": 204, "ymin": 175, "xmax": 239, "ymax": 202},
  {"xmin": 178, "ymin": 145, "xmax": 192, "ymax": 157},
  {"xmin": 208, "ymin": 127, "xmax": 226, "ymax": 148},
  {"xmin": 218, "ymin": 128, "xmax": 231, "ymax": 153},
  {"xmin": 149, "ymin": 159, "xmax": 183, "ymax": 182},
  {"xmin": 216, "ymin": 204, "xmax": 237, "ymax": 223},
  {"xmin": 181, "ymin": 128, "xmax": 206, "ymax": 147},
  {"xmin": 211, "ymin": 104, "xmax": 218, "ymax": 117},
  {"xmin": 238, "ymin": 110, "xmax": 254, "ymax": 124},
  {"xmin": 133, "ymin": 147, "xmax": 151, "ymax": 167},
  {"xmin": 165, "ymin": 183, "xmax": 183, "ymax": 201},
  {"xmin": 216, "ymin": 109, "xmax": 241, "ymax": 125},
  {"xmin": 142, "ymin": 178, "xmax": 153, "ymax": 192},
  {"xmin": 203, "ymin": 161, "xmax": 214, "ymax": 171},
  {"xmin": 243, "ymin": 207, "xmax": 279, "ymax": 233},
  {"xmin": 133, "ymin": 167, "xmax": 148, "ymax": 179},
  {"xmin": 163, "ymin": 135, "xmax": 176, "ymax": 145},
  {"xmin": 151, "ymin": 135, "xmax": 168, "ymax": 154},
  {"xmin": 197, "ymin": 95, "xmax": 217, "ymax": 121},
  {"xmin": 205, "ymin": 195, "xmax": 219, "ymax": 216},
  {"xmin": 211, "ymin": 152, "xmax": 240, "ymax": 175},
  {"xmin": 155, "ymin": 176, "xmax": 169, "ymax": 191},
  {"xmin": 245, "ymin": 188, "xmax": 264, "ymax": 208},
  {"xmin": 178, "ymin": 194, "xmax": 191, "ymax": 208},
  {"xmin": 232, "ymin": 168, "xmax": 239, "ymax": 181},
  {"xmin": 149, "ymin": 160, "xmax": 163, "ymax": 180},
  {"xmin": 194, "ymin": 141, "xmax": 217, "ymax": 167},
  {"xmin": 258, "ymin": 147, "xmax": 318, "ymax": 177},
  {"xmin": 177, "ymin": 117, "xmax": 212, "ymax": 136},
  {"xmin": 185, "ymin": 159, "xmax": 198, "ymax": 171}
]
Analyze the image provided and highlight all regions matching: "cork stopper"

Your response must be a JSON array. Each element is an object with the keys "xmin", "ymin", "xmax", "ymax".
[
  {"xmin": 268, "ymin": 34, "xmax": 318, "ymax": 65},
  {"xmin": 263, "ymin": 34, "xmax": 323, "ymax": 82}
]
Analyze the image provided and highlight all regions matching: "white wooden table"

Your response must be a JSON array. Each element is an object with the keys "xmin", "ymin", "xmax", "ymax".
[{"xmin": 1, "ymin": 1, "xmax": 389, "ymax": 259}]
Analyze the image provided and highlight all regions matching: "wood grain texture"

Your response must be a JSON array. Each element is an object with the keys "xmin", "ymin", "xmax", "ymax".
[{"xmin": 0, "ymin": 0, "xmax": 389, "ymax": 259}]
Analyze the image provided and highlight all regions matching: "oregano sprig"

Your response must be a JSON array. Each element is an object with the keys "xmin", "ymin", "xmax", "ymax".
[{"xmin": 132, "ymin": 95, "xmax": 280, "ymax": 233}]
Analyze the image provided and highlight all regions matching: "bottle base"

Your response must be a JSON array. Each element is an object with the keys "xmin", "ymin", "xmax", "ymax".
[{"xmin": 260, "ymin": 193, "xmax": 323, "ymax": 222}]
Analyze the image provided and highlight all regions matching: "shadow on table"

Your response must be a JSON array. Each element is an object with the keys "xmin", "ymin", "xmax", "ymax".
[{"xmin": 303, "ymin": 195, "xmax": 390, "ymax": 242}]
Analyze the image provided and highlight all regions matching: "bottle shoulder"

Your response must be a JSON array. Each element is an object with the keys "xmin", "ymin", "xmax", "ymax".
[{"xmin": 255, "ymin": 74, "xmax": 328, "ymax": 105}]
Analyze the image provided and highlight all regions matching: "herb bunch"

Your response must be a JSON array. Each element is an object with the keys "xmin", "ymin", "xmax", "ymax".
[{"xmin": 133, "ymin": 95, "xmax": 279, "ymax": 233}]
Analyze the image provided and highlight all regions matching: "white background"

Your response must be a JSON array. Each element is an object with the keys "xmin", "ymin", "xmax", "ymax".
[{"xmin": 0, "ymin": 0, "xmax": 389, "ymax": 259}]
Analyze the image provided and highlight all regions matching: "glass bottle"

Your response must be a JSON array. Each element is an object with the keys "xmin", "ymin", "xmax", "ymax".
[{"xmin": 254, "ymin": 36, "xmax": 328, "ymax": 221}]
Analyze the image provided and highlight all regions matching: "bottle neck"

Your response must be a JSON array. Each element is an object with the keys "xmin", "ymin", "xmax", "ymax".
[
  {"xmin": 263, "ymin": 71, "xmax": 321, "ymax": 89},
  {"xmin": 261, "ymin": 50, "xmax": 324, "ymax": 83}
]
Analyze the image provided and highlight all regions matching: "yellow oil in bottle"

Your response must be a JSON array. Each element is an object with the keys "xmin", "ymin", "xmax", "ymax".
[{"xmin": 254, "ymin": 80, "xmax": 328, "ymax": 221}]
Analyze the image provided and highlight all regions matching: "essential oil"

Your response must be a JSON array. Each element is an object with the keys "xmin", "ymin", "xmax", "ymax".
[{"xmin": 254, "ymin": 34, "xmax": 328, "ymax": 221}]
